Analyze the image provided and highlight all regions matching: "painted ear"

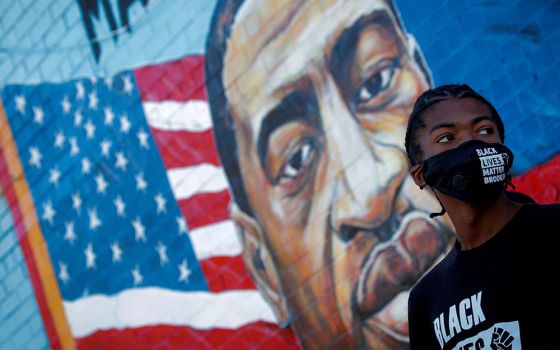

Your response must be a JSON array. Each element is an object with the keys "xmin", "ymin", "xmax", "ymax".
[
  {"xmin": 410, "ymin": 163, "xmax": 426, "ymax": 189},
  {"xmin": 230, "ymin": 203, "xmax": 291, "ymax": 327},
  {"xmin": 406, "ymin": 34, "xmax": 433, "ymax": 87}
]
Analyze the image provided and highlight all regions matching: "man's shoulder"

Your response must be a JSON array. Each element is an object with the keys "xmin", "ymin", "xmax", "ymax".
[
  {"xmin": 511, "ymin": 202, "xmax": 560, "ymax": 250},
  {"xmin": 519, "ymin": 202, "xmax": 560, "ymax": 222},
  {"xmin": 523, "ymin": 202, "xmax": 560, "ymax": 245}
]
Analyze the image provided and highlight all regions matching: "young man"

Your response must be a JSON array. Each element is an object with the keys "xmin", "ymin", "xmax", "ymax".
[{"xmin": 406, "ymin": 84, "xmax": 559, "ymax": 349}]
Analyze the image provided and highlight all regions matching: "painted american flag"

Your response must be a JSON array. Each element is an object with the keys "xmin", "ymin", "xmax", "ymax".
[{"xmin": 0, "ymin": 55, "xmax": 300, "ymax": 349}]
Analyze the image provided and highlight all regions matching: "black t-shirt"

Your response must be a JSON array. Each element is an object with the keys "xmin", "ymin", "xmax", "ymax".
[{"xmin": 408, "ymin": 203, "xmax": 560, "ymax": 349}]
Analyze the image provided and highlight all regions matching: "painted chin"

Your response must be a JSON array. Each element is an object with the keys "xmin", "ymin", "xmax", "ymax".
[
  {"xmin": 353, "ymin": 210, "xmax": 444, "ymax": 344},
  {"xmin": 361, "ymin": 292, "xmax": 411, "ymax": 348}
]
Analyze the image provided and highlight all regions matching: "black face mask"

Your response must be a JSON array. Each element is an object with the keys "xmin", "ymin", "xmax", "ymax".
[{"xmin": 422, "ymin": 140, "xmax": 514, "ymax": 205}]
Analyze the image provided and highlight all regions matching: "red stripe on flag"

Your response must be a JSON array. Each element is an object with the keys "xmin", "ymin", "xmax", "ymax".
[
  {"xmin": 134, "ymin": 56, "xmax": 207, "ymax": 102},
  {"xmin": 76, "ymin": 322, "xmax": 301, "ymax": 350},
  {"xmin": 512, "ymin": 153, "xmax": 560, "ymax": 203},
  {"xmin": 178, "ymin": 190, "xmax": 231, "ymax": 230},
  {"xmin": 200, "ymin": 255, "xmax": 256, "ymax": 292},
  {"xmin": 151, "ymin": 128, "xmax": 221, "ymax": 168}
]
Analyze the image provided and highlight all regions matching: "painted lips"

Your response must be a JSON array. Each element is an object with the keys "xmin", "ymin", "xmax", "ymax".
[{"xmin": 356, "ymin": 212, "xmax": 446, "ymax": 318}]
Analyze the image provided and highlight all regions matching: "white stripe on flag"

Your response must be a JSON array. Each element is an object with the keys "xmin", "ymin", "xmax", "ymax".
[
  {"xmin": 65, "ymin": 288, "xmax": 277, "ymax": 338},
  {"xmin": 167, "ymin": 164, "xmax": 228, "ymax": 200},
  {"xmin": 189, "ymin": 220, "xmax": 242, "ymax": 260},
  {"xmin": 144, "ymin": 100, "xmax": 212, "ymax": 131}
]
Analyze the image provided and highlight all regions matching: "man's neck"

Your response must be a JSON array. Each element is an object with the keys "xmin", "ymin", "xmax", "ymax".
[{"xmin": 443, "ymin": 193, "xmax": 522, "ymax": 250}]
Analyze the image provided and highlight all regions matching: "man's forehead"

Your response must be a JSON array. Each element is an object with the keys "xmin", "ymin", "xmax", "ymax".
[
  {"xmin": 223, "ymin": 0, "xmax": 398, "ymax": 129},
  {"xmin": 423, "ymin": 99, "xmax": 496, "ymax": 127},
  {"xmin": 428, "ymin": 98, "xmax": 492, "ymax": 117}
]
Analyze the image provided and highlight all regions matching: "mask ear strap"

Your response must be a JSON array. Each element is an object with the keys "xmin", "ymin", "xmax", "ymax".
[
  {"xmin": 505, "ymin": 174, "xmax": 516, "ymax": 190},
  {"xmin": 429, "ymin": 191, "xmax": 447, "ymax": 219}
]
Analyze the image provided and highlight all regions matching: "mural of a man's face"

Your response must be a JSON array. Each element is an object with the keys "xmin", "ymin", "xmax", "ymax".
[{"xmin": 208, "ymin": 0, "xmax": 455, "ymax": 348}]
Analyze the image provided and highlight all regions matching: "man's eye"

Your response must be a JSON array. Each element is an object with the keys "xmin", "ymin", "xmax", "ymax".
[
  {"xmin": 477, "ymin": 127, "xmax": 494, "ymax": 135},
  {"xmin": 436, "ymin": 134, "xmax": 453, "ymax": 143},
  {"xmin": 280, "ymin": 142, "xmax": 312, "ymax": 179},
  {"xmin": 355, "ymin": 63, "xmax": 396, "ymax": 105}
]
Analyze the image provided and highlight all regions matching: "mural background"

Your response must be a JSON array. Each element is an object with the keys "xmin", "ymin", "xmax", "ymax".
[{"xmin": 0, "ymin": 0, "xmax": 559, "ymax": 349}]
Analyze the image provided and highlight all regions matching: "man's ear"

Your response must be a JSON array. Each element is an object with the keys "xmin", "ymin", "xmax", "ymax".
[
  {"xmin": 230, "ymin": 203, "xmax": 291, "ymax": 327},
  {"xmin": 410, "ymin": 163, "xmax": 426, "ymax": 189}
]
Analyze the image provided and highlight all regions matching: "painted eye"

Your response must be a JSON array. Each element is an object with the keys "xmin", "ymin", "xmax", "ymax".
[
  {"xmin": 280, "ymin": 142, "xmax": 313, "ymax": 180},
  {"xmin": 355, "ymin": 64, "xmax": 395, "ymax": 105}
]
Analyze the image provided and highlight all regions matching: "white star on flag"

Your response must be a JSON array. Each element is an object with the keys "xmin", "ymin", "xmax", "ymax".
[
  {"xmin": 58, "ymin": 262, "xmax": 70, "ymax": 284},
  {"xmin": 132, "ymin": 217, "xmax": 146, "ymax": 242},
  {"xmin": 74, "ymin": 110, "xmax": 83, "ymax": 126},
  {"xmin": 137, "ymin": 129, "xmax": 150, "ymax": 149},
  {"xmin": 54, "ymin": 131, "xmax": 65, "ymax": 148},
  {"xmin": 88, "ymin": 208, "xmax": 102, "ymax": 230},
  {"xmin": 88, "ymin": 91, "xmax": 98, "ymax": 109},
  {"xmin": 176, "ymin": 216, "xmax": 188, "ymax": 235},
  {"xmin": 61, "ymin": 95, "xmax": 71, "ymax": 114},
  {"xmin": 104, "ymin": 107, "xmax": 115, "ymax": 125},
  {"xmin": 105, "ymin": 76, "xmax": 113, "ymax": 89},
  {"xmin": 113, "ymin": 196, "xmax": 126, "ymax": 217},
  {"xmin": 49, "ymin": 168, "xmax": 61, "ymax": 186},
  {"xmin": 42, "ymin": 201, "xmax": 56, "ymax": 225},
  {"xmin": 115, "ymin": 152, "xmax": 128, "ymax": 171},
  {"xmin": 29, "ymin": 147, "xmax": 42, "ymax": 168},
  {"xmin": 71, "ymin": 192, "xmax": 82, "ymax": 212},
  {"xmin": 15, "ymin": 95, "xmax": 26, "ymax": 114},
  {"xmin": 122, "ymin": 75, "xmax": 134, "ymax": 95},
  {"xmin": 81, "ymin": 158, "xmax": 92, "ymax": 174},
  {"xmin": 95, "ymin": 174, "xmax": 108, "ymax": 194},
  {"xmin": 155, "ymin": 241, "xmax": 169, "ymax": 266},
  {"xmin": 64, "ymin": 221, "xmax": 77, "ymax": 244},
  {"xmin": 135, "ymin": 173, "xmax": 148, "ymax": 191},
  {"xmin": 178, "ymin": 260, "xmax": 191, "ymax": 282},
  {"xmin": 132, "ymin": 265, "xmax": 143, "ymax": 285},
  {"xmin": 84, "ymin": 119, "xmax": 96, "ymax": 139},
  {"xmin": 120, "ymin": 114, "xmax": 131, "ymax": 133},
  {"xmin": 100, "ymin": 139, "xmax": 112, "ymax": 157},
  {"xmin": 75, "ymin": 81, "xmax": 85, "ymax": 100},
  {"xmin": 69, "ymin": 137, "xmax": 80, "ymax": 156},
  {"xmin": 33, "ymin": 106, "xmax": 44, "ymax": 124},
  {"xmin": 154, "ymin": 193, "xmax": 167, "ymax": 214},
  {"xmin": 84, "ymin": 243, "xmax": 96, "ymax": 269},
  {"xmin": 111, "ymin": 242, "xmax": 123, "ymax": 262}
]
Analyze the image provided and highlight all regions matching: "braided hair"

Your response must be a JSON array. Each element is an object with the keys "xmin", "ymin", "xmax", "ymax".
[{"xmin": 404, "ymin": 84, "xmax": 505, "ymax": 166}]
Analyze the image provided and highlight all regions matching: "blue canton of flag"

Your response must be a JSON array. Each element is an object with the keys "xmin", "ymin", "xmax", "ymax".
[{"xmin": 2, "ymin": 73, "xmax": 208, "ymax": 301}]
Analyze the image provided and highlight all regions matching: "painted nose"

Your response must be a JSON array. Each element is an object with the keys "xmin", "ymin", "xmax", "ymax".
[{"xmin": 320, "ymin": 91, "xmax": 400, "ymax": 241}]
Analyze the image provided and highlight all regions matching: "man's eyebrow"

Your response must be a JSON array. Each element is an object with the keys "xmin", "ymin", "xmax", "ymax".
[
  {"xmin": 429, "ymin": 115, "xmax": 494, "ymax": 134},
  {"xmin": 471, "ymin": 115, "xmax": 494, "ymax": 125},
  {"xmin": 256, "ymin": 91, "xmax": 317, "ymax": 172},
  {"xmin": 429, "ymin": 122, "xmax": 456, "ymax": 134}
]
